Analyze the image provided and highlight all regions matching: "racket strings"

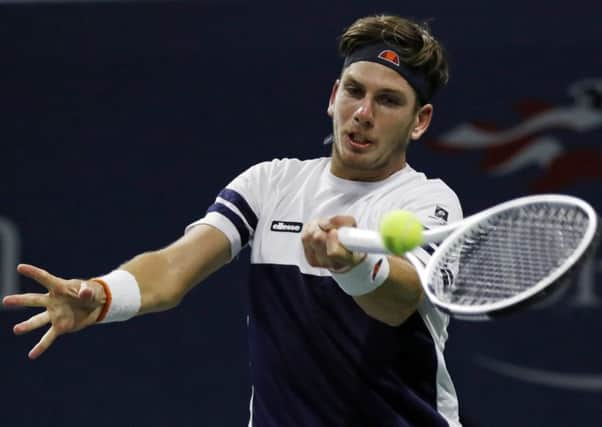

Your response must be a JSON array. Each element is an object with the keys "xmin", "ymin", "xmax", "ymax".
[{"xmin": 430, "ymin": 203, "xmax": 590, "ymax": 306}]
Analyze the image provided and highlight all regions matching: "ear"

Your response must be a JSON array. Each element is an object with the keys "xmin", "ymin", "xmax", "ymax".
[
  {"xmin": 327, "ymin": 79, "xmax": 340, "ymax": 117},
  {"xmin": 410, "ymin": 104, "xmax": 434, "ymax": 140}
]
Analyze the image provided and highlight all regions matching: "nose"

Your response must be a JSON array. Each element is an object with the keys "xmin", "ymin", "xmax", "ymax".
[{"xmin": 353, "ymin": 99, "xmax": 374, "ymax": 128}]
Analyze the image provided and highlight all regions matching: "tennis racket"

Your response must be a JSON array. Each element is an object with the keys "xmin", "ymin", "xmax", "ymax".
[{"xmin": 338, "ymin": 194, "xmax": 599, "ymax": 320}]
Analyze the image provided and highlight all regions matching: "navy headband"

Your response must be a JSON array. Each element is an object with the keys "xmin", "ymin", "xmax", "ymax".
[{"xmin": 343, "ymin": 43, "xmax": 433, "ymax": 104}]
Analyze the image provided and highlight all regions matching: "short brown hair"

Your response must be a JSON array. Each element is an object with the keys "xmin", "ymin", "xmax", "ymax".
[{"xmin": 339, "ymin": 15, "xmax": 449, "ymax": 104}]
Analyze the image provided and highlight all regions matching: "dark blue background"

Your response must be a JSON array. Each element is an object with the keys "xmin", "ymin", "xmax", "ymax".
[{"xmin": 2, "ymin": 0, "xmax": 601, "ymax": 425}]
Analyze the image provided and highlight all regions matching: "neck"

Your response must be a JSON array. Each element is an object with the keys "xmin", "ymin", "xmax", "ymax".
[{"xmin": 330, "ymin": 157, "xmax": 407, "ymax": 182}]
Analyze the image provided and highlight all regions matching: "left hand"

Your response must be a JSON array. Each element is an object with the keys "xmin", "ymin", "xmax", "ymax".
[{"xmin": 301, "ymin": 215, "xmax": 365, "ymax": 272}]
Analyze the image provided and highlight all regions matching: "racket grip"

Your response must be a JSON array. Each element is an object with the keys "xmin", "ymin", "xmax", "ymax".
[{"xmin": 338, "ymin": 227, "xmax": 389, "ymax": 254}]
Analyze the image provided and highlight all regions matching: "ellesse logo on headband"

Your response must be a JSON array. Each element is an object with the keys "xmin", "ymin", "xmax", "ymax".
[{"xmin": 377, "ymin": 50, "xmax": 400, "ymax": 66}]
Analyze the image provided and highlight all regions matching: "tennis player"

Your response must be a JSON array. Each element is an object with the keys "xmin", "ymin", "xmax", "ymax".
[{"xmin": 5, "ymin": 14, "xmax": 462, "ymax": 426}]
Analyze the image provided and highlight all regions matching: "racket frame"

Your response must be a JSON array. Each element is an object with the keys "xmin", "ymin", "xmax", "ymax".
[
  {"xmin": 338, "ymin": 194, "xmax": 599, "ymax": 320},
  {"xmin": 422, "ymin": 194, "xmax": 598, "ymax": 318}
]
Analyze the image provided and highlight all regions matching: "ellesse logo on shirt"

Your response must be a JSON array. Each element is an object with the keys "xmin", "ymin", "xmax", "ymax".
[{"xmin": 270, "ymin": 220, "xmax": 303, "ymax": 233}]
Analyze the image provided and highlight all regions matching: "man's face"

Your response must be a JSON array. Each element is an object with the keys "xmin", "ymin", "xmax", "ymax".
[{"xmin": 327, "ymin": 61, "xmax": 432, "ymax": 181}]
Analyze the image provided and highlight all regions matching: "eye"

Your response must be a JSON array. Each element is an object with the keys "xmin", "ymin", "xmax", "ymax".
[
  {"xmin": 344, "ymin": 84, "xmax": 363, "ymax": 98},
  {"xmin": 378, "ymin": 95, "xmax": 402, "ymax": 107}
]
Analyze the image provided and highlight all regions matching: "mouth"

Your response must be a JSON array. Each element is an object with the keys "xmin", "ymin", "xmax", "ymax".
[{"xmin": 345, "ymin": 132, "xmax": 374, "ymax": 149}]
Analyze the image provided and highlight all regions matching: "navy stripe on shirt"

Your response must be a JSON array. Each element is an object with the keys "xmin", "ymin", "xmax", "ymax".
[
  {"xmin": 424, "ymin": 243, "xmax": 438, "ymax": 255},
  {"xmin": 207, "ymin": 202, "xmax": 251, "ymax": 247},
  {"xmin": 217, "ymin": 188, "xmax": 258, "ymax": 230}
]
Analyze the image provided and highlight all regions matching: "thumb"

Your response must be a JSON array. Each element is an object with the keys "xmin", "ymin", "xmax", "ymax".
[
  {"xmin": 318, "ymin": 218, "xmax": 334, "ymax": 232},
  {"xmin": 327, "ymin": 215, "xmax": 357, "ymax": 229},
  {"xmin": 78, "ymin": 281, "xmax": 106, "ymax": 307}
]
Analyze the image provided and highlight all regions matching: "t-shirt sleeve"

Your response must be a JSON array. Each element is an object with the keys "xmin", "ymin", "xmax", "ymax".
[
  {"xmin": 402, "ymin": 181, "xmax": 463, "ymax": 265},
  {"xmin": 185, "ymin": 161, "xmax": 270, "ymax": 260}
]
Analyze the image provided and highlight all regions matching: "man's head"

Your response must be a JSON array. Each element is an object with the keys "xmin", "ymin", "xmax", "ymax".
[
  {"xmin": 339, "ymin": 15, "xmax": 448, "ymax": 107},
  {"xmin": 327, "ymin": 15, "xmax": 449, "ymax": 181}
]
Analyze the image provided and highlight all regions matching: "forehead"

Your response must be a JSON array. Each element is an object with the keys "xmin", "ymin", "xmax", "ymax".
[{"xmin": 341, "ymin": 61, "xmax": 415, "ymax": 96}]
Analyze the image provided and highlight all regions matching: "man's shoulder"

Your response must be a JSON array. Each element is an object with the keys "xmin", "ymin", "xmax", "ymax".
[
  {"xmin": 389, "ymin": 165, "xmax": 458, "ymax": 198},
  {"xmin": 416, "ymin": 176, "xmax": 458, "ymax": 200},
  {"xmin": 408, "ymin": 176, "xmax": 461, "ymax": 212},
  {"xmin": 383, "ymin": 165, "xmax": 463, "ymax": 221}
]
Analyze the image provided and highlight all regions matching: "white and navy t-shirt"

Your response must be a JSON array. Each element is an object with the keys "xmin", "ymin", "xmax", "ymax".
[{"xmin": 187, "ymin": 157, "xmax": 463, "ymax": 427}]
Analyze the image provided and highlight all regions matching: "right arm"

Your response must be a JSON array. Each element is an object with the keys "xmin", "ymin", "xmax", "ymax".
[
  {"xmin": 6, "ymin": 161, "xmax": 270, "ymax": 358},
  {"xmin": 3, "ymin": 224, "xmax": 231, "ymax": 359},
  {"xmin": 122, "ymin": 224, "xmax": 230, "ymax": 315}
]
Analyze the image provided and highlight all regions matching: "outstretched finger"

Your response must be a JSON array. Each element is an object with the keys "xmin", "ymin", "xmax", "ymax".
[
  {"xmin": 28, "ymin": 326, "xmax": 58, "ymax": 360},
  {"xmin": 3, "ymin": 293, "xmax": 49, "ymax": 308},
  {"xmin": 14, "ymin": 311, "xmax": 50, "ymax": 335},
  {"xmin": 17, "ymin": 264, "xmax": 63, "ymax": 291}
]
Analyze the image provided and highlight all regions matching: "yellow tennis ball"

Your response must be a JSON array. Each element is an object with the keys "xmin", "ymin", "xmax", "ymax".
[{"xmin": 379, "ymin": 210, "xmax": 424, "ymax": 255}]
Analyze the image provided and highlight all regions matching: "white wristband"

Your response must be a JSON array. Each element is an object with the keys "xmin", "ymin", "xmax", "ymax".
[
  {"xmin": 93, "ymin": 270, "xmax": 141, "ymax": 323},
  {"xmin": 330, "ymin": 254, "xmax": 390, "ymax": 296}
]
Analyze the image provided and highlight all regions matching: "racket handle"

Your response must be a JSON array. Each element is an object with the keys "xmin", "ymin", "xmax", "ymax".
[{"xmin": 338, "ymin": 227, "xmax": 389, "ymax": 254}]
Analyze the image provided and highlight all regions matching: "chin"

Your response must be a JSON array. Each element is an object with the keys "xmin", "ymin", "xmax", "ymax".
[{"xmin": 339, "ymin": 155, "xmax": 380, "ymax": 174}]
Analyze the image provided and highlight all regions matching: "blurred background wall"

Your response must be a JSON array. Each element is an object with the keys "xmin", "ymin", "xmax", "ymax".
[{"xmin": 2, "ymin": 0, "xmax": 601, "ymax": 425}]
